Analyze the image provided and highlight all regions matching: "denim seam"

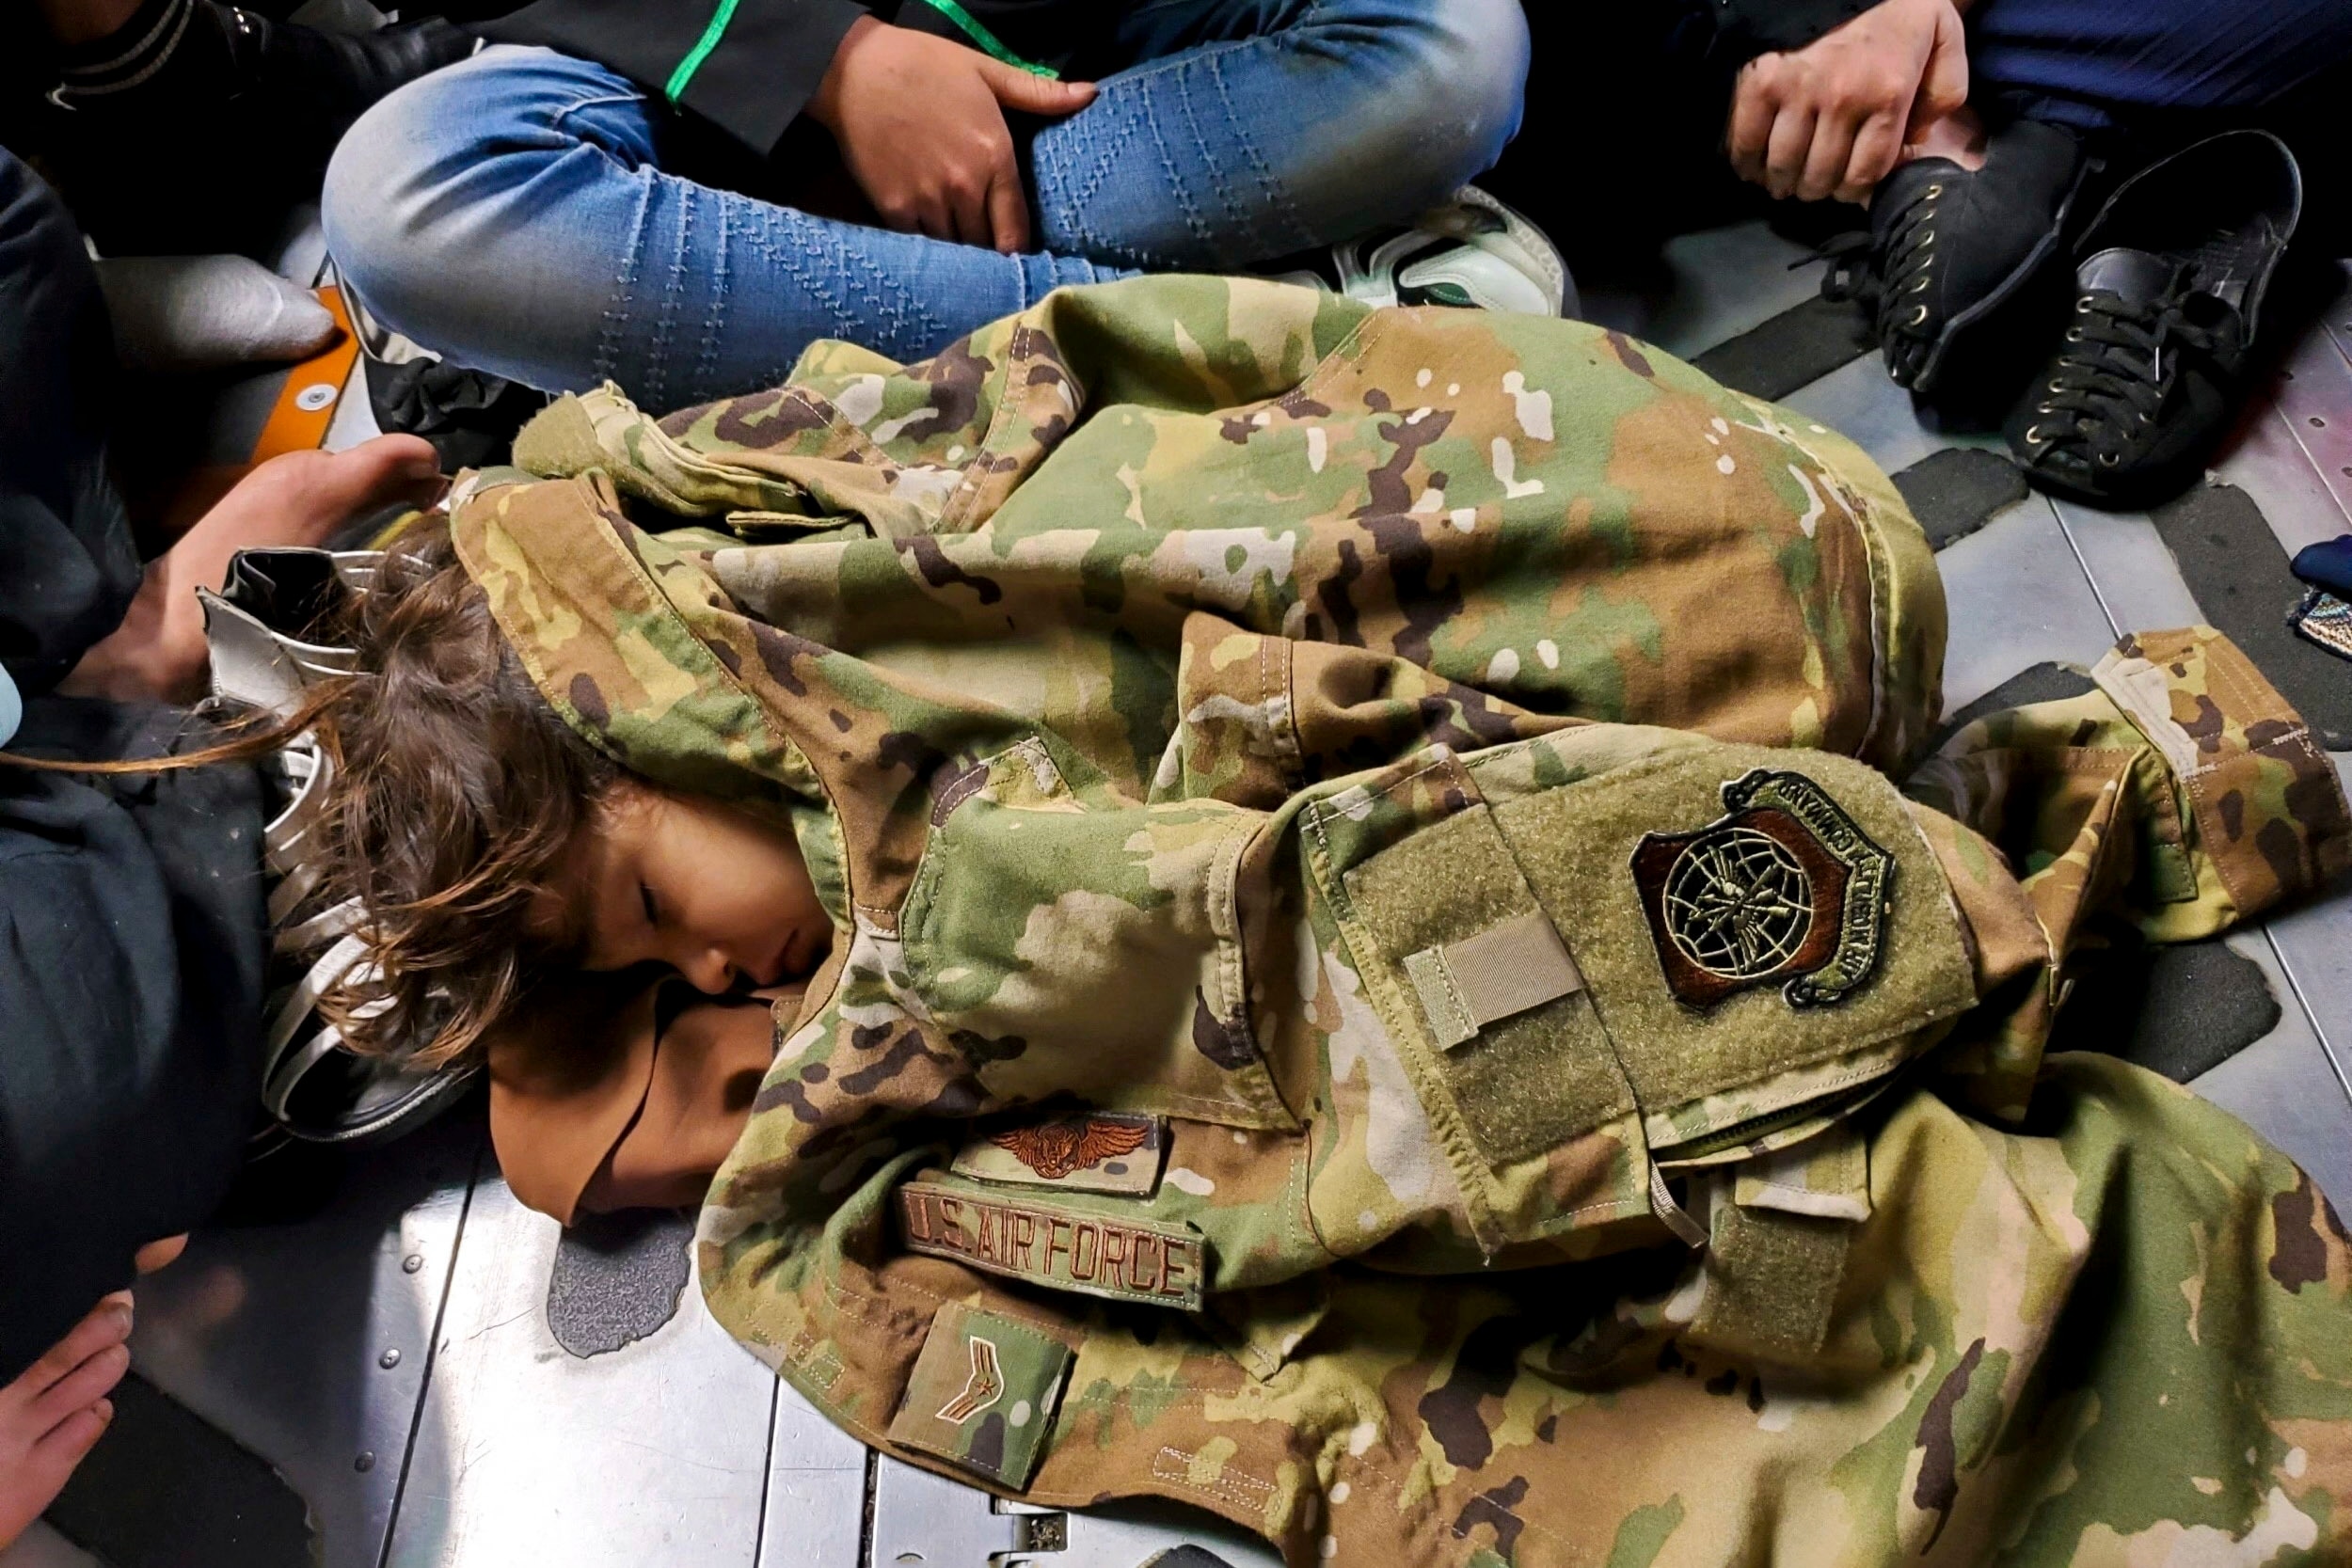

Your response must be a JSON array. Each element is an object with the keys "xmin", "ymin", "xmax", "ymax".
[
  {"xmin": 1035, "ymin": 105, "xmax": 1142, "ymax": 257},
  {"xmin": 591, "ymin": 171, "xmax": 652, "ymax": 389},
  {"xmin": 547, "ymin": 90, "xmax": 648, "ymax": 136},
  {"xmin": 646, "ymin": 179, "xmax": 694, "ymax": 409},
  {"xmin": 696, "ymin": 194, "xmax": 731, "ymax": 395},
  {"xmin": 1202, "ymin": 46, "xmax": 1301, "ymax": 254},
  {"xmin": 1136, "ymin": 68, "xmax": 1212, "ymax": 252}
]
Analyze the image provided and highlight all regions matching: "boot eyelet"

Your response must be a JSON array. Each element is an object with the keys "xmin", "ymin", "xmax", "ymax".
[
  {"xmin": 1924, "ymin": 184, "xmax": 1943, "ymax": 198},
  {"xmin": 2065, "ymin": 326, "xmax": 2084, "ymax": 341},
  {"xmin": 2038, "ymin": 402, "xmax": 2056, "ymax": 414},
  {"xmin": 2025, "ymin": 424, "xmax": 2048, "ymax": 445},
  {"xmin": 2098, "ymin": 451, "xmax": 2121, "ymax": 467},
  {"xmin": 2077, "ymin": 296, "xmax": 2094, "ymax": 311},
  {"xmin": 1908, "ymin": 306, "xmax": 1930, "ymax": 327}
]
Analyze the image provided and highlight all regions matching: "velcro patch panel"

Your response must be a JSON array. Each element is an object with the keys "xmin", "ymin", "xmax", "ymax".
[{"xmin": 898, "ymin": 1177, "xmax": 1206, "ymax": 1309}]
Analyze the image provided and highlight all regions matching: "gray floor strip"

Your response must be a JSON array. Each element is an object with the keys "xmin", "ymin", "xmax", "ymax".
[
  {"xmin": 2049, "ymin": 939, "xmax": 2283, "ymax": 1083},
  {"xmin": 1895, "ymin": 448, "xmax": 2030, "ymax": 550},
  {"xmin": 2150, "ymin": 483, "xmax": 2352, "ymax": 748},
  {"xmin": 48, "ymin": 1373, "xmax": 314, "ymax": 1568},
  {"xmin": 1690, "ymin": 295, "xmax": 1876, "ymax": 402}
]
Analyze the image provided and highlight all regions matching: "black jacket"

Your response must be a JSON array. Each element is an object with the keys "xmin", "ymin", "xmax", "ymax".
[{"xmin": 477, "ymin": 0, "xmax": 1884, "ymax": 160}]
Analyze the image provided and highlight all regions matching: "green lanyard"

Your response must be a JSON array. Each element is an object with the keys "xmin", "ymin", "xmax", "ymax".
[
  {"xmin": 909, "ymin": 0, "xmax": 1059, "ymax": 77},
  {"xmin": 668, "ymin": 0, "xmax": 1057, "ymax": 106}
]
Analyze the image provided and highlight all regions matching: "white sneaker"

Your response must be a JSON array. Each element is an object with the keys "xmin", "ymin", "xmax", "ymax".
[{"xmin": 1278, "ymin": 185, "xmax": 1579, "ymax": 318}]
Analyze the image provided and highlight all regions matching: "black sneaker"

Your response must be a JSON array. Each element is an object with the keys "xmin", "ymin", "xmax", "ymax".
[
  {"xmin": 1822, "ymin": 118, "xmax": 2091, "ymax": 400},
  {"xmin": 2007, "ymin": 130, "xmax": 2302, "ymax": 509}
]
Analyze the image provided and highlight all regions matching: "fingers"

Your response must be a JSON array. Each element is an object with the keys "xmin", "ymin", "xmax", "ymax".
[
  {"xmin": 1725, "ymin": 60, "xmax": 1778, "ymax": 186},
  {"xmin": 30, "ymin": 1343, "xmax": 128, "ymax": 1431},
  {"xmin": 1798, "ymin": 107, "xmax": 1861, "ymax": 203},
  {"xmin": 1837, "ymin": 108, "xmax": 1908, "ymax": 202},
  {"xmin": 1, "ymin": 1299, "xmax": 133, "ymax": 1412},
  {"xmin": 978, "ymin": 57, "xmax": 1096, "ymax": 119},
  {"xmin": 1906, "ymin": 4, "xmax": 1970, "ymax": 146},
  {"xmin": 26, "ymin": 1402, "xmax": 115, "ymax": 1490},
  {"xmin": 1762, "ymin": 103, "xmax": 1818, "ymax": 200},
  {"xmin": 985, "ymin": 162, "xmax": 1030, "ymax": 253}
]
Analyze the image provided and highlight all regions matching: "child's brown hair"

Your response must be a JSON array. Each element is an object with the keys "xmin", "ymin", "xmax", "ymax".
[{"xmin": 8, "ymin": 526, "xmax": 618, "ymax": 1067}]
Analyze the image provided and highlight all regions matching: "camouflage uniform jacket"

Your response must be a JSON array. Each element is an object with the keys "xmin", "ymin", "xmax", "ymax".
[{"xmin": 453, "ymin": 277, "xmax": 2352, "ymax": 1566}]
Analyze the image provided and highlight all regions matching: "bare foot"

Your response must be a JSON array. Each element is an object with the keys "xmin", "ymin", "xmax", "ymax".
[
  {"xmin": 0, "ymin": 1295, "xmax": 133, "ymax": 1550},
  {"xmin": 61, "ymin": 435, "xmax": 441, "ymax": 705}
]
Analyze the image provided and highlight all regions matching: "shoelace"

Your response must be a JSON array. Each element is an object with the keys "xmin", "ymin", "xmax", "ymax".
[
  {"xmin": 2018, "ymin": 290, "xmax": 2227, "ymax": 468},
  {"xmin": 1813, "ymin": 178, "xmax": 1945, "ymax": 369}
]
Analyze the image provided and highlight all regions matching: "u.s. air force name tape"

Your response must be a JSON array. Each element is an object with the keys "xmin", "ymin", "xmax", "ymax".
[{"xmin": 898, "ymin": 1177, "xmax": 1206, "ymax": 1309}]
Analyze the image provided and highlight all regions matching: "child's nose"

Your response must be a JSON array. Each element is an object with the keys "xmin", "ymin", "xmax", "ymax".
[{"xmin": 678, "ymin": 947, "xmax": 738, "ymax": 994}]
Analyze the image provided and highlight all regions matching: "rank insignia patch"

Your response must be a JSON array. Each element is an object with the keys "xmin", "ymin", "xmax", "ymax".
[
  {"xmin": 1629, "ymin": 768, "xmax": 1893, "ymax": 1009},
  {"xmin": 889, "ymin": 1303, "xmax": 1073, "ymax": 1487},
  {"xmin": 951, "ymin": 1112, "xmax": 1166, "ymax": 1196}
]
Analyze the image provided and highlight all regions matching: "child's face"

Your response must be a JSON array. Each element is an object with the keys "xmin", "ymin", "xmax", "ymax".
[{"xmin": 560, "ymin": 784, "xmax": 832, "ymax": 995}]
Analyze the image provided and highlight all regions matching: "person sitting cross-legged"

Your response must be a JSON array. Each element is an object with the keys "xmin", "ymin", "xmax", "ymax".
[{"xmin": 317, "ymin": 0, "xmax": 1560, "ymax": 412}]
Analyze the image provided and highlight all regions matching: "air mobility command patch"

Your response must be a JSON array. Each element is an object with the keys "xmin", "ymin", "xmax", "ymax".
[
  {"xmin": 950, "ymin": 1111, "xmax": 1167, "ymax": 1195},
  {"xmin": 888, "ymin": 1302, "xmax": 1073, "ymax": 1487},
  {"xmin": 898, "ymin": 1177, "xmax": 1206, "ymax": 1309},
  {"xmin": 1630, "ymin": 768, "xmax": 1893, "ymax": 1009}
]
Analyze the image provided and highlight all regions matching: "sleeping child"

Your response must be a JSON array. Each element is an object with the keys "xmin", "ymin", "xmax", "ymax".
[{"xmin": 108, "ymin": 278, "xmax": 2352, "ymax": 1563}]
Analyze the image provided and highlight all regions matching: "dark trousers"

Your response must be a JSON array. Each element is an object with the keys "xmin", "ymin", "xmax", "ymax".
[{"xmin": 0, "ymin": 148, "xmax": 267, "ymax": 1381}]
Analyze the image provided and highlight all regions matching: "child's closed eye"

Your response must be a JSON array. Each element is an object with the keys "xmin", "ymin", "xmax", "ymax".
[{"xmin": 640, "ymin": 881, "xmax": 661, "ymax": 927}]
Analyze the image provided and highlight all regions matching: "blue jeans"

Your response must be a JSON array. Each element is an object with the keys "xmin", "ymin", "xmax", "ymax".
[{"xmin": 323, "ymin": 0, "xmax": 1528, "ymax": 408}]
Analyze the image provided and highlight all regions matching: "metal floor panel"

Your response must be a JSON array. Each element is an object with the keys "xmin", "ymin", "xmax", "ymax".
[
  {"xmin": 1929, "ymin": 497, "xmax": 2118, "ymax": 711},
  {"xmin": 1638, "ymin": 220, "xmax": 1828, "ymax": 359},
  {"xmin": 383, "ymin": 1179, "xmax": 777, "ymax": 1568},
  {"xmin": 756, "ymin": 1383, "xmax": 867, "ymax": 1568},
  {"xmin": 2194, "ymin": 931, "xmax": 2352, "ymax": 1212},
  {"xmin": 123, "ymin": 1117, "xmax": 481, "ymax": 1568},
  {"xmin": 1778, "ymin": 353, "xmax": 2003, "ymax": 478}
]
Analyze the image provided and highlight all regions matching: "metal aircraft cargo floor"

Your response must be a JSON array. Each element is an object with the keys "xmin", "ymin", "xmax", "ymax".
[{"xmin": 12, "ymin": 217, "xmax": 2352, "ymax": 1568}]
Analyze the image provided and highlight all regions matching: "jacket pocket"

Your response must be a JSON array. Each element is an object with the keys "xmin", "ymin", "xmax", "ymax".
[{"xmin": 902, "ymin": 737, "xmax": 1295, "ymax": 1131}]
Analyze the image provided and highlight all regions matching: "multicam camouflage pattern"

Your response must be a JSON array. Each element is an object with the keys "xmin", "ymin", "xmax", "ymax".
[{"xmin": 453, "ymin": 277, "xmax": 2352, "ymax": 1565}]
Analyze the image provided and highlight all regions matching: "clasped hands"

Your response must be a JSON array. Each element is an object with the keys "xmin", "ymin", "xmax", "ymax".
[{"xmin": 1727, "ymin": 0, "xmax": 1975, "ymax": 204}]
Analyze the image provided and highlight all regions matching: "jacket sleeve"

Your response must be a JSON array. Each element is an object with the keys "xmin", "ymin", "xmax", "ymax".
[
  {"xmin": 476, "ymin": 0, "xmax": 871, "ymax": 157},
  {"xmin": 1703, "ymin": 0, "xmax": 1883, "ymax": 64}
]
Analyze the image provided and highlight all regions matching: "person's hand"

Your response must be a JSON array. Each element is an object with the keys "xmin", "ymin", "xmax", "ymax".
[
  {"xmin": 1726, "ymin": 0, "xmax": 1969, "ymax": 204},
  {"xmin": 809, "ymin": 17, "xmax": 1096, "ymax": 252},
  {"xmin": 0, "ymin": 1294, "xmax": 134, "ymax": 1550}
]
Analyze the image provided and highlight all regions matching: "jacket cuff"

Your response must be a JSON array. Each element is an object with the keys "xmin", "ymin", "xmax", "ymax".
[
  {"xmin": 1706, "ymin": 0, "xmax": 1881, "ymax": 64},
  {"xmin": 673, "ymin": 0, "xmax": 869, "ymax": 156}
]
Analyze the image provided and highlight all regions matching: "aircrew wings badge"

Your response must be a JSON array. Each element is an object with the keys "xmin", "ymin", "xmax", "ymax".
[
  {"xmin": 1630, "ymin": 768, "xmax": 1893, "ymax": 1009},
  {"xmin": 951, "ymin": 1112, "xmax": 1167, "ymax": 1196},
  {"xmin": 992, "ymin": 1117, "xmax": 1150, "ymax": 1180}
]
